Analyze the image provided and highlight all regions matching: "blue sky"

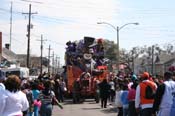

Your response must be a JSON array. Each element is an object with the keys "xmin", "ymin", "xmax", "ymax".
[{"xmin": 0, "ymin": 0, "xmax": 175, "ymax": 65}]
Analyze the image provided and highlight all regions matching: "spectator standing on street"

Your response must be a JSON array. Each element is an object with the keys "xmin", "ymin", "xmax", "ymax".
[
  {"xmin": 127, "ymin": 74, "xmax": 138, "ymax": 116},
  {"xmin": 128, "ymin": 84, "xmax": 138, "ymax": 116},
  {"xmin": 120, "ymin": 84, "xmax": 129, "ymax": 116},
  {"xmin": 39, "ymin": 80, "xmax": 59, "ymax": 116},
  {"xmin": 135, "ymin": 72, "xmax": 157, "ymax": 116},
  {"xmin": 153, "ymin": 71, "xmax": 175, "ymax": 116},
  {"xmin": 115, "ymin": 83, "xmax": 123, "ymax": 116},
  {"xmin": 0, "ymin": 75, "xmax": 29, "ymax": 116},
  {"xmin": 21, "ymin": 82, "xmax": 34, "ymax": 116},
  {"xmin": 32, "ymin": 81, "xmax": 40, "ymax": 116},
  {"xmin": 60, "ymin": 78, "xmax": 67, "ymax": 102},
  {"xmin": 99, "ymin": 79, "xmax": 111, "ymax": 108},
  {"xmin": 109, "ymin": 78, "xmax": 115, "ymax": 102}
]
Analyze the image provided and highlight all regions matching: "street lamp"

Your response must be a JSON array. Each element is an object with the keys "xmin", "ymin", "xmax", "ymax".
[{"xmin": 97, "ymin": 22, "xmax": 139, "ymax": 71}]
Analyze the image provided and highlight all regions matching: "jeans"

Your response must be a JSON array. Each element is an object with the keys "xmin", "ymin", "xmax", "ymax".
[
  {"xmin": 27, "ymin": 112, "xmax": 33, "ymax": 116},
  {"xmin": 33, "ymin": 106, "xmax": 39, "ymax": 116},
  {"xmin": 40, "ymin": 104, "xmax": 52, "ymax": 116},
  {"xmin": 123, "ymin": 106, "xmax": 128, "ymax": 116},
  {"xmin": 140, "ymin": 108, "xmax": 153, "ymax": 116}
]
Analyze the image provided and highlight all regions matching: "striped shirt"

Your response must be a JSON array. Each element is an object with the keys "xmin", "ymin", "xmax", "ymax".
[{"xmin": 39, "ymin": 90, "xmax": 55, "ymax": 105}]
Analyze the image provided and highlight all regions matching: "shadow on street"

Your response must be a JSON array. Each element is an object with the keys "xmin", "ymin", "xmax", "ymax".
[
  {"xmin": 101, "ymin": 107, "xmax": 118, "ymax": 114},
  {"xmin": 62, "ymin": 99, "xmax": 95, "ymax": 105},
  {"xmin": 82, "ymin": 108, "xmax": 101, "ymax": 110}
]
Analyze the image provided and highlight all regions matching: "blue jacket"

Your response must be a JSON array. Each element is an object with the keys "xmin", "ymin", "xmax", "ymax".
[{"xmin": 120, "ymin": 90, "xmax": 129, "ymax": 106}]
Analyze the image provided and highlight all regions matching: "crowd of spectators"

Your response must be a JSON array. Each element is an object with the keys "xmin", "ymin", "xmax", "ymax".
[
  {"xmin": 110, "ymin": 71, "xmax": 175, "ymax": 116},
  {"xmin": 0, "ymin": 73, "xmax": 64, "ymax": 116}
]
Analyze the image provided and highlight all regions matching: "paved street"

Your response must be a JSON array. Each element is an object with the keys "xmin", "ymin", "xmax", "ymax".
[{"xmin": 52, "ymin": 99, "xmax": 117, "ymax": 116}]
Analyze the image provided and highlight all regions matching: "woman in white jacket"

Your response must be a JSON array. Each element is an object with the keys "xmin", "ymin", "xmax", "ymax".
[{"xmin": 0, "ymin": 75, "xmax": 29, "ymax": 116}]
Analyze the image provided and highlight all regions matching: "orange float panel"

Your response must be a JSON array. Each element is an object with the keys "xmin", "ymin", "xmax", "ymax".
[{"xmin": 67, "ymin": 65, "xmax": 83, "ymax": 92}]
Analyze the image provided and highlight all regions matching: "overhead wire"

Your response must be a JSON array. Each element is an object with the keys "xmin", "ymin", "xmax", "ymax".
[
  {"xmin": 3, "ymin": 33, "xmax": 26, "ymax": 46},
  {"xmin": 0, "ymin": 7, "xmax": 102, "ymax": 28},
  {"xmin": 4, "ymin": 0, "xmax": 174, "ymax": 20},
  {"xmin": 1, "ymin": 1, "xmax": 175, "ymax": 38},
  {"xmin": 10, "ymin": 0, "xmax": 119, "ymax": 21},
  {"xmin": 6, "ymin": 1, "xmax": 171, "ymax": 26}
]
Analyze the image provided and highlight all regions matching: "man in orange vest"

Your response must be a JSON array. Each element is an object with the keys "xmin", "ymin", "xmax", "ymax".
[{"xmin": 135, "ymin": 72, "xmax": 157, "ymax": 116}]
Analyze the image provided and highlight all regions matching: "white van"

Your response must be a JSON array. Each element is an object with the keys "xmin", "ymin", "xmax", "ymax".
[{"xmin": 1, "ymin": 67, "xmax": 29, "ymax": 79}]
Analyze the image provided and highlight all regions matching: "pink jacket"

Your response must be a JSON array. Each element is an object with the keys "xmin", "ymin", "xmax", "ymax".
[{"xmin": 128, "ymin": 88, "xmax": 136, "ymax": 101}]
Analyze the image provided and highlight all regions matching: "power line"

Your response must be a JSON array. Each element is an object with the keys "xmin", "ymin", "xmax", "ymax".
[
  {"xmin": 3, "ymin": 34, "xmax": 25, "ymax": 45},
  {"xmin": 47, "ymin": 40, "xmax": 65, "ymax": 46},
  {"xmin": 0, "ymin": 7, "xmax": 22, "ymax": 14},
  {"xmin": 20, "ymin": 0, "xmax": 43, "ymax": 4},
  {"xmin": 31, "ymin": 1, "xmax": 117, "ymax": 12},
  {"xmin": 11, "ymin": 0, "xmax": 119, "ymax": 18}
]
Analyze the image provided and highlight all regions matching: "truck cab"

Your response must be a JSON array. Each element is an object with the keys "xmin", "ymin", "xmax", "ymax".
[{"xmin": 1, "ymin": 67, "xmax": 29, "ymax": 79}]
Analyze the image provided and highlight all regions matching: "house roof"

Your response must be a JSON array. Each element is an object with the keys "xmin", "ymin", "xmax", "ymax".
[
  {"xmin": 135, "ymin": 53, "xmax": 173, "ymax": 65},
  {"xmin": 162, "ymin": 52, "xmax": 175, "ymax": 65},
  {"xmin": 16, "ymin": 54, "xmax": 48, "ymax": 67},
  {"xmin": 2, "ymin": 48, "xmax": 17, "ymax": 61},
  {"xmin": 157, "ymin": 53, "xmax": 173, "ymax": 64}
]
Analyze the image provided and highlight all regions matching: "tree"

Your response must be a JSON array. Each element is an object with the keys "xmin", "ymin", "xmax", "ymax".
[
  {"xmin": 163, "ymin": 43, "xmax": 174, "ymax": 54},
  {"xmin": 103, "ymin": 40, "xmax": 118, "ymax": 71}
]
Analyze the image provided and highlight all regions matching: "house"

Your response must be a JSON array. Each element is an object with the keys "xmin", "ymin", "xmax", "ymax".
[
  {"xmin": 17, "ymin": 54, "xmax": 49, "ymax": 75},
  {"xmin": 1, "ymin": 45, "xmax": 19, "ymax": 67},
  {"xmin": 0, "ymin": 45, "xmax": 49, "ymax": 75},
  {"xmin": 164, "ymin": 57, "xmax": 175, "ymax": 72},
  {"xmin": 134, "ymin": 53, "xmax": 173, "ymax": 76}
]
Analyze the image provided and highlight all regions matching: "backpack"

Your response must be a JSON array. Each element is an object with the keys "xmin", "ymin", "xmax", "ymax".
[{"xmin": 144, "ymin": 83, "xmax": 155, "ymax": 99}]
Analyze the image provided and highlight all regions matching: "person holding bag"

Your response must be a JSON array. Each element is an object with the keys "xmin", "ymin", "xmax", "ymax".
[{"xmin": 39, "ymin": 80, "xmax": 63, "ymax": 116}]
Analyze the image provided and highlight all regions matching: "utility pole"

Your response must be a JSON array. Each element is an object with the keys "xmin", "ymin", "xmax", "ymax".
[
  {"xmin": 117, "ymin": 26, "xmax": 120, "ymax": 71},
  {"xmin": 55, "ymin": 56, "xmax": 60, "ymax": 74},
  {"xmin": 9, "ymin": 1, "xmax": 12, "ymax": 50},
  {"xmin": 47, "ymin": 45, "xmax": 52, "ymax": 75},
  {"xmin": 22, "ymin": 4, "xmax": 37, "ymax": 68},
  {"xmin": 132, "ymin": 49, "xmax": 135, "ymax": 73},
  {"xmin": 151, "ymin": 45, "xmax": 155, "ymax": 75},
  {"xmin": 55, "ymin": 56, "xmax": 58, "ymax": 74},
  {"xmin": 58, "ymin": 57, "xmax": 60, "ymax": 73},
  {"xmin": 40, "ymin": 35, "xmax": 43, "ymax": 75},
  {"xmin": 52, "ymin": 51, "xmax": 55, "ymax": 75},
  {"xmin": 37, "ymin": 35, "xmax": 46, "ymax": 74}
]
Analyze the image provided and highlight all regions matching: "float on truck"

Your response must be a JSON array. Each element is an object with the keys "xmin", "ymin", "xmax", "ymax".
[{"xmin": 64, "ymin": 37, "xmax": 109, "ymax": 103}]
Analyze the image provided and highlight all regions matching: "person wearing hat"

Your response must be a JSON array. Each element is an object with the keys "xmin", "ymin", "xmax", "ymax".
[
  {"xmin": 127, "ymin": 74, "xmax": 139, "ymax": 116},
  {"xmin": 152, "ymin": 71, "xmax": 175, "ymax": 116},
  {"xmin": 135, "ymin": 72, "xmax": 157, "ymax": 116}
]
